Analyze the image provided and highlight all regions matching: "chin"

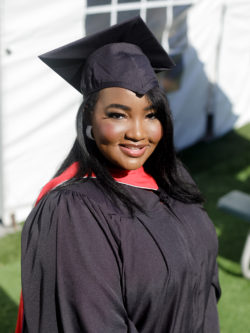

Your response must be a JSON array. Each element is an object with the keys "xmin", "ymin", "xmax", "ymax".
[
  {"xmin": 115, "ymin": 160, "xmax": 145, "ymax": 170},
  {"xmin": 123, "ymin": 165, "xmax": 142, "ymax": 170}
]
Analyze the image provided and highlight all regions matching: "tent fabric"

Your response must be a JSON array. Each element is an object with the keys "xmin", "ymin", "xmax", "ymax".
[
  {"xmin": 1, "ymin": 0, "xmax": 250, "ymax": 225},
  {"xmin": 1, "ymin": 0, "xmax": 83, "ymax": 224}
]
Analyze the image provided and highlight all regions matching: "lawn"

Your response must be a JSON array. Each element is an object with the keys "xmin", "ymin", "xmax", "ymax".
[
  {"xmin": 180, "ymin": 123, "xmax": 250, "ymax": 333},
  {"xmin": 0, "ymin": 232, "xmax": 21, "ymax": 333},
  {"xmin": 0, "ymin": 123, "xmax": 250, "ymax": 332}
]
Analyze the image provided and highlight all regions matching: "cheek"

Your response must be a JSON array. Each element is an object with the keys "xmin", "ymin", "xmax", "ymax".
[
  {"xmin": 148, "ymin": 121, "xmax": 163, "ymax": 143},
  {"xmin": 94, "ymin": 122, "xmax": 126, "ymax": 143}
]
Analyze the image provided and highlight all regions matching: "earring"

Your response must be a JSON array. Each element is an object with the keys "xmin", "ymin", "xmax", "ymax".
[{"xmin": 86, "ymin": 125, "xmax": 95, "ymax": 140}]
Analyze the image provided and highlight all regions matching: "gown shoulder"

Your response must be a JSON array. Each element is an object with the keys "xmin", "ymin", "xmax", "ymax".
[{"xmin": 21, "ymin": 180, "xmax": 140, "ymax": 332}]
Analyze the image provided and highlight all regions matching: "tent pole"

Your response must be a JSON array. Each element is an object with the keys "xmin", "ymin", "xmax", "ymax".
[
  {"xmin": 204, "ymin": 3, "xmax": 227, "ymax": 141},
  {"xmin": 0, "ymin": 0, "xmax": 4, "ymax": 224}
]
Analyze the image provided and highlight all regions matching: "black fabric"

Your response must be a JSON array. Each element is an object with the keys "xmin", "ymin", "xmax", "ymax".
[
  {"xmin": 21, "ymin": 179, "xmax": 221, "ymax": 333},
  {"xmin": 81, "ymin": 43, "xmax": 159, "ymax": 96},
  {"xmin": 38, "ymin": 16, "xmax": 175, "ymax": 96}
]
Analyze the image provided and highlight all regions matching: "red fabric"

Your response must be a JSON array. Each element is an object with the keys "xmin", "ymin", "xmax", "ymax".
[
  {"xmin": 15, "ymin": 293, "xmax": 24, "ymax": 333},
  {"xmin": 35, "ymin": 162, "xmax": 79, "ymax": 205},
  {"xmin": 109, "ymin": 166, "xmax": 158, "ymax": 190},
  {"xmin": 15, "ymin": 162, "xmax": 158, "ymax": 332}
]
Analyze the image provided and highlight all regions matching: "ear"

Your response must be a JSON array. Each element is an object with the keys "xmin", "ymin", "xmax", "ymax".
[{"xmin": 86, "ymin": 125, "xmax": 95, "ymax": 140}]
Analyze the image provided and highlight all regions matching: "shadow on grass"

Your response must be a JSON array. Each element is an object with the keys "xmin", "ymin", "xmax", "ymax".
[
  {"xmin": 0, "ymin": 287, "xmax": 18, "ymax": 333},
  {"xmin": 180, "ymin": 126, "xmax": 250, "ymax": 276}
]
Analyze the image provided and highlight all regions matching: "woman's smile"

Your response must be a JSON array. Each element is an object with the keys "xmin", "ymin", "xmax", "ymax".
[
  {"xmin": 91, "ymin": 87, "xmax": 163, "ymax": 170},
  {"xmin": 119, "ymin": 143, "xmax": 149, "ymax": 158}
]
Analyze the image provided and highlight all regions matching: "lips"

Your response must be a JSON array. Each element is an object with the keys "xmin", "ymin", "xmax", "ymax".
[{"xmin": 119, "ymin": 144, "xmax": 148, "ymax": 157}]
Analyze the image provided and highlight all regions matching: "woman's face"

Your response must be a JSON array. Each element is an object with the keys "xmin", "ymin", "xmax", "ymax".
[{"xmin": 91, "ymin": 87, "xmax": 163, "ymax": 170}]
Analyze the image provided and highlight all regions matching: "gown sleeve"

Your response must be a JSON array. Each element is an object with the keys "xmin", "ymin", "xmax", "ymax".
[
  {"xmin": 203, "ymin": 261, "xmax": 221, "ymax": 332},
  {"xmin": 21, "ymin": 189, "xmax": 139, "ymax": 333}
]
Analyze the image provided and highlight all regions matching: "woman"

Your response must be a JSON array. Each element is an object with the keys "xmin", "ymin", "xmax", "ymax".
[{"xmin": 17, "ymin": 17, "xmax": 221, "ymax": 332}]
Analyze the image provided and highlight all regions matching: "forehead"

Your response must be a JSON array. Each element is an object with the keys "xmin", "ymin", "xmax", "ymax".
[{"xmin": 96, "ymin": 87, "xmax": 151, "ymax": 107}]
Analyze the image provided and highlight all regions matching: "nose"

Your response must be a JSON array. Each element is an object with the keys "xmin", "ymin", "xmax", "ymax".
[{"xmin": 125, "ymin": 119, "xmax": 146, "ymax": 141}]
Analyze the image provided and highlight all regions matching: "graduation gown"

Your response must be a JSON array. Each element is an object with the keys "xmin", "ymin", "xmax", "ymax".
[{"xmin": 21, "ymin": 167, "xmax": 221, "ymax": 332}]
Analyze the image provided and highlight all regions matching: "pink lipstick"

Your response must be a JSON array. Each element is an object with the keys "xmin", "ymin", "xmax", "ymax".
[{"xmin": 119, "ymin": 144, "xmax": 148, "ymax": 157}]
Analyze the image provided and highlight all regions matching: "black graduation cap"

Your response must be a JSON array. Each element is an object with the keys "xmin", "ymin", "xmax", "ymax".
[{"xmin": 39, "ymin": 16, "xmax": 175, "ymax": 97}]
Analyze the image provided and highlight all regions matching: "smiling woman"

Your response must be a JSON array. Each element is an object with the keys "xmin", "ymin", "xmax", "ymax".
[
  {"xmin": 16, "ymin": 17, "xmax": 221, "ymax": 333},
  {"xmin": 91, "ymin": 87, "xmax": 163, "ymax": 170}
]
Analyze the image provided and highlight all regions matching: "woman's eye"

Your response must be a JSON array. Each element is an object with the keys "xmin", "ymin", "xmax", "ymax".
[
  {"xmin": 107, "ymin": 112, "xmax": 126, "ymax": 119},
  {"xmin": 146, "ymin": 112, "xmax": 157, "ymax": 119}
]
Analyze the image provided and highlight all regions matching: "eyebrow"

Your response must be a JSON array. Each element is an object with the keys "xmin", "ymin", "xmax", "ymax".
[{"xmin": 105, "ymin": 103, "xmax": 155, "ymax": 112}]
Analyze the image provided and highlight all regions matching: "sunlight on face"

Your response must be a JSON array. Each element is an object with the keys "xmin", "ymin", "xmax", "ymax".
[{"xmin": 91, "ymin": 87, "xmax": 163, "ymax": 170}]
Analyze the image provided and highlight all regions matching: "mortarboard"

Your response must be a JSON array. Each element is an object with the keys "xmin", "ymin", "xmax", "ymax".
[{"xmin": 39, "ymin": 16, "xmax": 174, "ymax": 97}]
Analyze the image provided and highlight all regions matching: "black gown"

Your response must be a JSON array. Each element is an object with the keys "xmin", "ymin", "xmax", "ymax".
[{"xmin": 21, "ymin": 175, "xmax": 221, "ymax": 332}]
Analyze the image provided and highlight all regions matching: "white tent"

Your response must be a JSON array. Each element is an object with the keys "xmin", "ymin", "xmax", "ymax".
[{"xmin": 1, "ymin": 0, "xmax": 250, "ymax": 225}]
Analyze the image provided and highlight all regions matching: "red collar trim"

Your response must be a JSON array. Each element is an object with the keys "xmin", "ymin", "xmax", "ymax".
[
  {"xmin": 36, "ymin": 162, "xmax": 158, "ymax": 205},
  {"xmin": 106, "ymin": 166, "xmax": 158, "ymax": 190}
]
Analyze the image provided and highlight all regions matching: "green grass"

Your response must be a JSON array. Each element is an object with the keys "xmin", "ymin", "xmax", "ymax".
[
  {"xmin": 180, "ymin": 123, "xmax": 250, "ymax": 333},
  {"xmin": 0, "ymin": 123, "xmax": 250, "ymax": 332},
  {"xmin": 0, "ymin": 232, "xmax": 21, "ymax": 333}
]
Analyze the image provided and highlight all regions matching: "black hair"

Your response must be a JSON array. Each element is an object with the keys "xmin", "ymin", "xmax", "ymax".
[{"xmin": 54, "ymin": 86, "xmax": 204, "ymax": 213}]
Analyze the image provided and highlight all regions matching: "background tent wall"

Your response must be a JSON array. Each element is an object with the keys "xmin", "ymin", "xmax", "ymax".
[
  {"xmin": 1, "ymin": 0, "xmax": 84, "ymax": 225},
  {"xmin": 0, "ymin": 0, "xmax": 4, "ymax": 224}
]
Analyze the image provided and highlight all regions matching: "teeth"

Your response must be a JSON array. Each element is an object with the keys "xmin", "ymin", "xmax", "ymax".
[{"xmin": 126, "ymin": 146, "xmax": 140, "ymax": 150}]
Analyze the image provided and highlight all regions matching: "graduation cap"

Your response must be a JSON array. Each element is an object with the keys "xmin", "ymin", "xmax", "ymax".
[{"xmin": 39, "ymin": 16, "xmax": 175, "ymax": 97}]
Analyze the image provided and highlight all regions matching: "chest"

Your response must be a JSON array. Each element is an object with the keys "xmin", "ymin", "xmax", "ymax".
[{"xmin": 115, "ymin": 203, "xmax": 217, "ymax": 318}]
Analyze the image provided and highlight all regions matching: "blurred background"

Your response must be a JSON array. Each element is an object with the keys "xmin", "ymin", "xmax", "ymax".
[{"xmin": 0, "ymin": 0, "xmax": 250, "ymax": 332}]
